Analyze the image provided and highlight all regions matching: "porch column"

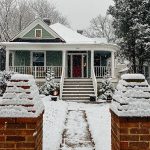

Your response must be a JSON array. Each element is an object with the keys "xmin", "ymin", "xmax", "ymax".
[
  {"xmin": 6, "ymin": 49, "xmax": 9, "ymax": 71},
  {"xmin": 62, "ymin": 50, "xmax": 66, "ymax": 77},
  {"xmin": 111, "ymin": 51, "xmax": 115, "ymax": 78},
  {"xmin": 91, "ymin": 50, "xmax": 94, "ymax": 77}
]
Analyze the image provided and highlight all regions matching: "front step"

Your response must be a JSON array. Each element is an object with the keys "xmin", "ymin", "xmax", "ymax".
[{"xmin": 62, "ymin": 78, "xmax": 95, "ymax": 101}]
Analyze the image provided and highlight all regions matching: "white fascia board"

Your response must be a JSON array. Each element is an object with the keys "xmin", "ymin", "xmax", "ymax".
[
  {"xmin": 11, "ymin": 18, "xmax": 65, "ymax": 42},
  {"xmin": 1, "ymin": 42, "xmax": 119, "ymax": 52}
]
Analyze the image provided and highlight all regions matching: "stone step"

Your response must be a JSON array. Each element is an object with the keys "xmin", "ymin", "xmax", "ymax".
[
  {"xmin": 63, "ymin": 88, "xmax": 94, "ymax": 91},
  {"xmin": 62, "ymin": 97, "xmax": 90, "ymax": 101},
  {"xmin": 62, "ymin": 94, "xmax": 92, "ymax": 97},
  {"xmin": 64, "ymin": 82, "xmax": 93, "ymax": 85},
  {"xmin": 63, "ymin": 85, "xmax": 94, "ymax": 88},
  {"xmin": 64, "ymin": 78, "xmax": 92, "ymax": 81},
  {"xmin": 63, "ymin": 91, "xmax": 95, "ymax": 94}
]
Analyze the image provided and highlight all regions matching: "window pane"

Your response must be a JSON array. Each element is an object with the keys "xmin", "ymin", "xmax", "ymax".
[
  {"xmin": 35, "ymin": 30, "xmax": 42, "ymax": 38},
  {"xmin": 33, "ymin": 52, "xmax": 44, "ymax": 66}
]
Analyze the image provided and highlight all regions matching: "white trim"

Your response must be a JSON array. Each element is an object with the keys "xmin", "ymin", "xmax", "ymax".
[
  {"xmin": 11, "ymin": 18, "xmax": 65, "ymax": 41},
  {"xmin": 6, "ymin": 49, "xmax": 9, "ymax": 71},
  {"xmin": 111, "ymin": 51, "xmax": 115, "ymax": 78},
  {"xmin": 67, "ymin": 52, "xmax": 88, "ymax": 78},
  {"xmin": 1, "ymin": 42, "xmax": 119, "ymax": 52},
  {"xmin": 35, "ymin": 29, "xmax": 42, "ymax": 38}
]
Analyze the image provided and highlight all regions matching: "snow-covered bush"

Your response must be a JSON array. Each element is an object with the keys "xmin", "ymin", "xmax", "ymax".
[
  {"xmin": 0, "ymin": 71, "xmax": 15, "ymax": 96},
  {"xmin": 98, "ymin": 79, "xmax": 114, "ymax": 101},
  {"xmin": 39, "ymin": 67, "xmax": 59, "ymax": 96}
]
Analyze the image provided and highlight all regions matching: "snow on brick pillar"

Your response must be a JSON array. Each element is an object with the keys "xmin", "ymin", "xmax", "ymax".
[
  {"xmin": 110, "ymin": 74, "xmax": 150, "ymax": 150},
  {"xmin": 0, "ymin": 74, "xmax": 44, "ymax": 150}
]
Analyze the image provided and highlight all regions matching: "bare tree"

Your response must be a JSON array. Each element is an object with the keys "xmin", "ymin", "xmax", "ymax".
[
  {"xmin": 0, "ymin": 0, "xmax": 17, "ymax": 41},
  {"xmin": 30, "ymin": 0, "xmax": 69, "ymax": 26},
  {"xmin": 0, "ymin": 0, "xmax": 70, "ymax": 42},
  {"xmin": 84, "ymin": 14, "xmax": 116, "ymax": 43}
]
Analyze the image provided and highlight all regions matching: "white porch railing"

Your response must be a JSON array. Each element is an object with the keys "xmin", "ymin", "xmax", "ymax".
[
  {"xmin": 9, "ymin": 66, "xmax": 62, "ymax": 78},
  {"xmin": 94, "ymin": 66, "xmax": 111, "ymax": 78}
]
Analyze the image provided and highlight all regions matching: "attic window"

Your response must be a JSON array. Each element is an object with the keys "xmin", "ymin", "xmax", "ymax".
[{"xmin": 35, "ymin": 29, "xmax": 42, "ymax": 38}]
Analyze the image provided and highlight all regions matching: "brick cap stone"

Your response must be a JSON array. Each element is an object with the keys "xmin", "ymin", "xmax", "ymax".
[
  {"xmin": 0, "ymin": 74, "xmax": 44, "ymax": 118},
  {"xmin": 111, "ymin": 74, "xmax": 150, "ymax": 117}
]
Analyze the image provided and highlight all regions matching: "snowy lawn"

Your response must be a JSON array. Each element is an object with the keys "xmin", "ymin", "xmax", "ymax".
[{"xmin": 42, "ymin": 97, "xmax": 111, "ymax": 150}]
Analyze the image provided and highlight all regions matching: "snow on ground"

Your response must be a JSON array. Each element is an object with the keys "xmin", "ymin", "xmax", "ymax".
[
  {"xmin": 60, "ymin": 110, "xmax": 95, "ymax": 150},
  {"xmin": 42, "ymin": 96, "xmax": 68, "ymax": 150},
  {"xmin": 86, "ymin": 104, "xmax": 111, "ymax": 150},
  {"xmin": 67, "ymin": 102, "xmax": 111, "ymax": 150},
  {"xmin": 0, "ymin": 95, "xmax": 111, "ymax": 150}
]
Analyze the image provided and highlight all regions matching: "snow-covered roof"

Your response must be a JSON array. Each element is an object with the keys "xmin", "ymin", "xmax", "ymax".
[
  {"xmin": 50, "ymin": 23, "xmax": 94, "ymax": 44},
  {"xmin": 111, "ymin": 74, "xmax": 150, "ymax": 117},
  {"xmin": 0, "ymin": 74, "xmax": 44, "ymax": 118},
  {"xmin": 91, "ymin": 38, "xmax": 108, "ymax": 44}
]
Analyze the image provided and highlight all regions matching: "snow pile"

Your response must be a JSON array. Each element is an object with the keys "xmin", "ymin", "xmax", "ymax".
[
  {"xmin": 121, "ymin": 74, "xmax": 145, "ymax": 80},
  {"xmin": 111, "ymin": 74, "xmax": 150, "ymax": 117},
  {"xmin": 0, "ymin": 74, "xmax": 44, "ymax": 117}
]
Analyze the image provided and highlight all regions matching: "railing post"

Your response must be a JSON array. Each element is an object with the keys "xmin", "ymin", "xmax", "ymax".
[
  {"xmin": 34, "ymin": 66, "xmax": 37, "ymax": 79},
  {"xmin": 91, "ymin": 50, "xmax": 94, "ymax": 77},
  {"xmin": 60, "ymin": 51, "xmax": 66, "ymax": 100}
]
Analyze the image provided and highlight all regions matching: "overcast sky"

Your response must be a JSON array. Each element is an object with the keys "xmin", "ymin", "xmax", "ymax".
[{"xmin": 49, "ymin": 0, "xmax": 114, "ymax": 30}]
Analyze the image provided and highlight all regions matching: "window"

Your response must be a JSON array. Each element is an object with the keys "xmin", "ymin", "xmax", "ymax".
[
  {"xmin": 94, "ymin": 54, "xmax": 101, "ymax": 66},
  {"xmin": 33, "ymin": 52, "xmax": 44, "ymax": 66},
  {"xmin": 35, "ymin": 29, "xmax": 42, "ymax": 38}
]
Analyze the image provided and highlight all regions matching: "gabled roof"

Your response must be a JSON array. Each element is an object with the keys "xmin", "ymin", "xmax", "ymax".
[
  {"xmin": 11, "ymin": 18, "xmax": 65, "ymax": 42},
  {"xmin": 50, "ymin": 23, "xmax": 94, "ymax": 44}
]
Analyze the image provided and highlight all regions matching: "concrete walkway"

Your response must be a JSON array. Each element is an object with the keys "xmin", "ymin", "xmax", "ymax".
[{"xmin": 60, "ymin": 110, "xmax": 95, "ymax": 150}]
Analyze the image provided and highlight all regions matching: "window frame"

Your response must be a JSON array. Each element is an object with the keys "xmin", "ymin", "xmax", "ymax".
[
  {"xmin": 31, "ymin": 51, "xmax": 46, "ymax": 67},
  {"xmin": 35, "ymin": 29, "xmax": 42, "ymax": 38}
]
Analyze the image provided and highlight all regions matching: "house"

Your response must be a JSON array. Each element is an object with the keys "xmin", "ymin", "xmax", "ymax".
[{"xmin": 0, "ymin": 18, "xmax": 120, "ymax": 101}]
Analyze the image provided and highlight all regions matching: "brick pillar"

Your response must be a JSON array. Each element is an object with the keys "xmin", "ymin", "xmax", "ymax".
[
  {"xmin": 0, "ymin": 114, "xmax": 43, "ymax": 150},
  {"xmin": 111, "ymin": 110, "xmax": 150, "ymax": 150},
  {"xmin": 111, "ymin": 74, "xmax": 150, "ymax": 150},
  {"xmin": 0, "ymin": 74, "xmax": 44, "ymax": 150}
]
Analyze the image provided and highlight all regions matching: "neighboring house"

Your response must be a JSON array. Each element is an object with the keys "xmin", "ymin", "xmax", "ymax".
[{"xmin": 0, "ymin": 18, "xmax": 120, "ymax": 101}]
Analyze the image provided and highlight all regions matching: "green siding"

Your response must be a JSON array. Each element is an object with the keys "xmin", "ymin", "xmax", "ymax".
[
  {"xmin": 14, "ymin": 51, "xmax": 30, "ymax": 66},
  {"xmin": 23, "ymin": 24, "xmax": 54, "ymax": 39},
  {"xmin": 46, "ymin": 51, "xmax": 62, "ymax": 66}
]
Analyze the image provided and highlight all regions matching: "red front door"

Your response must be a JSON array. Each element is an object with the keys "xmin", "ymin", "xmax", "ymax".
[{"xmin": 73, "ymin": 55, "xmax": 82, "ymax": 77}]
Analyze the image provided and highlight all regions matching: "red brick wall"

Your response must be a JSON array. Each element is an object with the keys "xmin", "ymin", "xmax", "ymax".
[
  {"xmin": 111, "ymin": 110, "xmax": 150, "ymax": 150},
  {"xmin": 0, "ymin": 113, "xmax": 43, "ymax": 150}
]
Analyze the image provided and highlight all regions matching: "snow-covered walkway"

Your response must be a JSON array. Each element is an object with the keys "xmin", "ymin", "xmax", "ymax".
[
  {"xmin": 60, "ymin": 110, "xmax": 95, "ymax": 150},
  {"xmin": 41, "ymin": 97, "xmax": 111, "ymax": 150}
]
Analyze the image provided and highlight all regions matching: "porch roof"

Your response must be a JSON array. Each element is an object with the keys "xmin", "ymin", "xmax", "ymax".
[{"xmin": 0, "ymin": 42, "xmax": 119, "ymax": 52}]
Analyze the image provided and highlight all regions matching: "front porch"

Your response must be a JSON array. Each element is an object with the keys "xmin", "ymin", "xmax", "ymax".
[
  {"xmin": 3, "ymin": 42, "xmax": 119, "ymax": 100},
  {"xmin": 7, "ymin": 50, "xmax": 115, "ymax": 79}
]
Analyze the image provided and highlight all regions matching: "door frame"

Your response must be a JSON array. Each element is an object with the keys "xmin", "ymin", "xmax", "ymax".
[{"xmin": 67, "ymin": 52, "xmax": 88, "ymax": 78}]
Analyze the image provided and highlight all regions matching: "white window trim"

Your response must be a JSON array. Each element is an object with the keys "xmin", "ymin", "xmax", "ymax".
[
  {"xmin": 35, "ymin": 29, "xmax": 42, "ymax": 38},
  {"xmin": 30, "ymin": 51, "xmax": 46, "ymax": 67}
]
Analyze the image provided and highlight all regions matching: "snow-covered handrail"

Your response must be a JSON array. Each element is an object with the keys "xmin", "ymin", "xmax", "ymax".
[{"xmin": 91, "ymin": 66, "xmax": 97, "ymax": 100}]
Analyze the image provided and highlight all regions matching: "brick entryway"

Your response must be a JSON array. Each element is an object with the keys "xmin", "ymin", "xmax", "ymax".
[{"xmin": 60, "ymin": 110, "xmax": 95, "ymax": 150}]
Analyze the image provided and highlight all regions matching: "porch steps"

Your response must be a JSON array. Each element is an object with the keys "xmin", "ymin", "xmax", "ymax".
[{"xmin": 62, "ymin": 78, "xmax": 95, "ymax": 101}]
